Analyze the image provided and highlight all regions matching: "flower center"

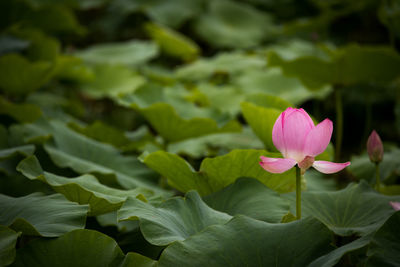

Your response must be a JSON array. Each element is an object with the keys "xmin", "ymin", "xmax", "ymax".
[{"xmin": 298, "ymin": 156, "xmax": 315, "ymax": 174}]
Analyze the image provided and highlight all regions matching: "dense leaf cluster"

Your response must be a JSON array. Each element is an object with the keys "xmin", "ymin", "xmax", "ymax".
[{"xmin": 1, "ymin": 0, "xmax": 400, "ymax": 266}]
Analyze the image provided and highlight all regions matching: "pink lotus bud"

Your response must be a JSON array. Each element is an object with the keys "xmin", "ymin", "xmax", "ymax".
[
  {"xmin": 390, "ymin": 201, "xmax": 400, "ymax": 211},
  {"xmin": 259, "ymin": 107, "xmax": 350, "ymax": 174},
  {"xmin": 367, "ymin": 130, "xmax": 383, "ymax": 163}
]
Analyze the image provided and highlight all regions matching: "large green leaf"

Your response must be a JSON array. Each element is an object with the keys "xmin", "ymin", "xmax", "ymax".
[
  {"xmin": 204, "ymin": 177, "xmax": 289, "ymax": 222},
  {"xmin": 263, "ymin": 39, "xmax": 331, "ymax": 61},
  {"xmin": 53, "ymin": 55, "xmax": 94, "ymax": 83},
  {"xmin": 334, "ymin": 45, "xmax": 400, "ymax": 85},
  {"xmin": 194, "ymin": 83, "xmax": 244, "ymax": 116},
  {"xmin": 268, "ymin": 51, "xmax": 332, "ymax": 89},
  {"xmin": 145, "ymin": 23, "xmax": 200, "ymax": 61},
  {"xmin": 0, "ymin": 193, "xmax": 88, "ymax": 237},
  {"xmin": 28, "ymin": 120, "xmax": 167, "ymax": 194},
  {"xmin": 269, "ymin": 45, "xmax": 400, "ymax": 89},
  {"xmin": 144, "ymin": 149, "xmax": 297, "ymax": 195},
  {"xmin": 118, "ymin": 191, "xmax": 231, "ymax": 246},
  {"xmin": 23, "ymin": 4, "xmax": 85, "ymax": 35},
  {"xmin": 75, "ymin": 40, "xmax": 158, "ymax": 67},
  {"xmin": 0, "ymin": 173, "xmax": 53, "ymax": 198},
  {"xmin": 0, "ymin": 35, "xmax": 29, "ymax": 56},
  {"xmin": 10, "ymin": 28, "xmax": 60, "ymax": 62},
  {"xmin": 194, "ymin": 0, "xmax": 278, "ymax": 48},
  {"xmin": 141, "ymin": 0, "xmax": 202, "ymax": 28},
  {"xmin": 119, "ymin": 83, "xmax": 231, "ymax": 122},
  {"xmin": 137, "ymin": 103, "xmax": 241, "ymax": 143},
  {"xmin": 68, "ymin": 120, "xmax": 154, "ymax": 153},
  {"xmin": 0, "ymin": 145, "xmax": 35, "ymax": 160},
  {"xmin": 0, "ymin": 226, "xmax": 20, "ymax": 267},
  {"xmin": 11, "ymin": 229, "xmax": 156, "ymax": 267},
  {"xmin": 80, "ymin": 64, "xmax": 145, "ymax": 99},
  {"xmin": 234, "ymin": 68, "xmax": 332, "ymax": 104},
  {"xmin": 144, "ymin": 150, "xmax": 211, "ymax": 195},
  {"xmin": 167, "ymin": 127, "xmax": 264, "ymax": 158},
  {"xmin": 158, "ymin": 216, "xmax": 333, "ymax": 266},
  {"xmin": 366, "ymin": 211, "xmax": 400, "ymax": 266},
  {"xmin": 294, "ymin": 181, "xmax": 400, "ymax": 236},
  {"xmin": 96, "ymin": 211, "xmax": 138, "ymax": 233},
  {"xmin": 309, "ymin": 235, "xmax": 371, "ymax": 267},
  {"xmin": 68, "ymin": 121, "xmax": 131, "ymax": 148},
  {"xmin": 24, "ymin": 92, "xmax": 78, "ymax": 120},
  {"xmin": 110, "ymin": 0, "xmax": 203, "ymax": 28},
  {"xmin": 8, "ymin": 118, "xmax": 54, "ymax": 145},
  {"xmin": 17, "ymin": 156, "xmax": 155, "ymax": 216},
  {"xmin": 175, "ymin": 51, "xmax": 265, "ymax": 81},
  {"xmin": 0, "ymin": 97, "xmax": 42, "ymax": 123},
  {"xmin": 244, "ymin": 93, "xmax": 293, "ymax": 110},
  {"xmin": 241, "ymin": 101, "xmax": 281, "ymax": 151},
  {"xmin": 282, "ymin": 1, "xmax": 376, "ymax": 37},
  {"xmin": 0, "ymin": 54, "xmax": 53, "ymax": 95},
  {"xmin": 193, "ymin": 85, "xmax": 293, "ymax": 118},
  {"xmin": 120, "ymin": 252, "xmax": 157, "ymax": 267},
  {"xmin": 304, "ymin": 169, "xmax": 337, "ymax": 191}
]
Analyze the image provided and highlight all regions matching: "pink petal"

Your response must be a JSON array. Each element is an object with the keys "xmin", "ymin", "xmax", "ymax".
[
  {"xmin": 390, "ymin": 201, "xmax": 400, "ymax": 211},
  {"xmin": 303, "ymin": 119, "xmax": 333, "ymax": 157},
  {"xmin": 282, "ymin": 108, "xmax": 314, "ymax": 161},
  {"xmin": 312, "ymin": 161, "xmax": 350, "ymax": 174},
  {"xmin": 272, "ymin": 111, "xmax": 286, "ymax": 155},
  {"xmin": 272, "ymin": 108, "xmax": 300, "ymax": 155},
  {"xmin": 259, "ymin": 156, "xmax": 297, "ymax": 174}
]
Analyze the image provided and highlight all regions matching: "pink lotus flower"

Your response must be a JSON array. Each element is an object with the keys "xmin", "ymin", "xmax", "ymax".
[
  {"xmin": 390, "ymin": 201, "xmax": 400, "ymax": 211},
  {"xmin": 260, "ymin": 107, "xmax": 350, "ymax": 174}
]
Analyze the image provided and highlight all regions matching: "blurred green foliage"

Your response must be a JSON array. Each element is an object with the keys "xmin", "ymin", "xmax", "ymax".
[{"xmin": 1, "ymin": 0, "xmax": 400, "ymax": 266}]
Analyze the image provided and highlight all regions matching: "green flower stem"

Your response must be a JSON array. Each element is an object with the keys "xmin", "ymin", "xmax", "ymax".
[
  {"xmin": 296, "ymin": 166, "xmax": 301, "ymax": 220},
  {"xmin": 335, "ymin": 88, "xmax": 343, "ymax": 162},
  {"xmin": 375, "ymin": 163, "xmax": 381, "ymax": 191}
]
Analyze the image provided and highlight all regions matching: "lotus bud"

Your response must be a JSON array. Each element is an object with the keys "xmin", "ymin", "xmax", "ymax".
[{"xmin": 367, "ymin": 130, "xmax": 384, "ymax": 163}]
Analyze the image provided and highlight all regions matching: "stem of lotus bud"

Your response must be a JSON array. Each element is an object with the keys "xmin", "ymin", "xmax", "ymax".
[
  {"xmin": 375, "ymin": 163, "xmax": 381, "ymax": 192},
  {"xmin": 296, "ymin": 166, "xmax": 301, "ymax": 220}
]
